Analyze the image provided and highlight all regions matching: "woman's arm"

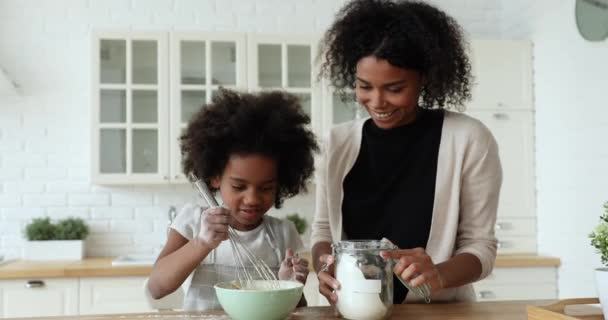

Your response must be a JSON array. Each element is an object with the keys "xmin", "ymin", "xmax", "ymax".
[
  {"xmin": 147, "ymin": 229, "xmax": 212, "ymax": 299},
  {"xmin": 454, "ymin": 122, "xmax": 502, "ymax": 280}
]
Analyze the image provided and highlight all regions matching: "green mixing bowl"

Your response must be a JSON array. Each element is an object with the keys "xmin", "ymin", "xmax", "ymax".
[{"xmin": 214, "ymin": 280, "xmax": 303, "ymax": 320}]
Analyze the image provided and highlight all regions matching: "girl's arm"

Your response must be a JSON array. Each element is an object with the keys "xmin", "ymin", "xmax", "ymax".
[
  {"xmin": 148, "ymin": 206, "xmax": 231, "ymax": 299},
  {"xmin": 147, "ymin": 229, "xmax": 212, "ymax": 299}
]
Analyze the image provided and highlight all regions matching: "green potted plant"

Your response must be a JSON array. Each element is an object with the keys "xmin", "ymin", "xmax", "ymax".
[
  {"xmin": 286, "ymin": 213, "xmax": 307, "ymax": 235},
  {"xmin": 23, "ymin": 217, "xmax": 89, "ymax": 260},
  {"xmin": 589, "ymin": 202, "xmax": 608, "ymax": 316}
]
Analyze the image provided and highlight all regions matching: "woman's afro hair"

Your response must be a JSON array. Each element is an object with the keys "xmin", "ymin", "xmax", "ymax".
[{"xmin": 319, "ymin": 0, "xmax": 472, "ymax": 110}]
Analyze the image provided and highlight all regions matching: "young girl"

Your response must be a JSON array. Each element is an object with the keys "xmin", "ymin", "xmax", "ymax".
[
  {"xmin": 148, "ymin": 89, "xmax": 318, "ymax": 310},
  {"xmin": 312, "ymin": 0, "xmax": 502, "ymax": 304}
]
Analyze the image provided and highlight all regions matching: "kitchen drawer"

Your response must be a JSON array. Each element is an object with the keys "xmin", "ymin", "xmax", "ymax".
[
  {"xmin": 497, "ymin": 236, "xmax": 536, "ymax": 254},
  {"xmin": 473, "ymin": 283, "xmax": 557, "ymax": 301},
  {"xmin": 79, "ymin": 276, "xmax": 153, "ymax": 314},
  {"xmin": 481, "ymin": 267, "xmax": 557, "ymax": 285},
  {"xmin": 0, "ymin": 278, "xmax": 79, "ymax": 318},
  {"xmin": 495, "ymin": 218, "xmax": 536, "ymax": 237}
]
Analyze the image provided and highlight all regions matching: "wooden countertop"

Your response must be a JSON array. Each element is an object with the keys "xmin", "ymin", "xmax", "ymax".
[
  {"xmin": 0, "ymin": 254, "xmax": 560, "ymax": 280},
  {"xmin": 0, "ymin": 258, "xmax": 152, "ymax": 279},
  {"xmin": 3, "ymin": 300, "xmax": 555, "ymax": 320}
]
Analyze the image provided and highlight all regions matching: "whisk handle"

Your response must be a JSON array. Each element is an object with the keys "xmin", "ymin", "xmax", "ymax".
[{"xmin": 190, "ymin": 173, "xmax": 220, "ymax": 208}]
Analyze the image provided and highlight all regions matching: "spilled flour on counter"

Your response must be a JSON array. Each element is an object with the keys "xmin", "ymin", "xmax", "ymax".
[{"xmin": 335, "ymin": 254, "xmax": 388, "ymax": 320}]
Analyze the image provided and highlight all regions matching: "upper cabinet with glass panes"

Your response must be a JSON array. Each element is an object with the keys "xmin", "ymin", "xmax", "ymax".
[
  {"xmin": 91, "ymin": 32, "xmax": 322, "ymax": 184},
  {"xmin": 247, "ymin": 35, "xmax": 321, "ymax": 134},
  {"xmin": 92, "ymin": 33, "xmax": 169, "ymax": 184},
  {"xmin": 169, "ymin": 33, "xmax": 247, "ymax": 182}
]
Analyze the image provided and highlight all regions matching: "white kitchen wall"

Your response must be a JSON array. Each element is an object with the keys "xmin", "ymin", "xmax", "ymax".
[
  {"xmin": 531, "ymin": 1, "xmax": 608, "ymax": 298},
  {"xmin": 3, "ymin": 0, "xmax": 516, "ymax": 259},
  {"xmin": 3, "ymin": 0, "xmax": 603, "ymax": 300},
  {"xmin": 0, "ymin": 0, "xmax": 338, "ymax": 258}
]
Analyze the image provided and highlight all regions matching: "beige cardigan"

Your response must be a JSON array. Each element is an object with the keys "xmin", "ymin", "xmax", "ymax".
[{"xmin": 311, "ymin": 111, "xmax": 502, "ymax": 302}]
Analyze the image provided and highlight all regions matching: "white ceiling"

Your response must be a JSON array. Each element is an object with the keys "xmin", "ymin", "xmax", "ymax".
[{"xmin": 425, "ymin": 0, "xmax": 559, "ymax": 39}]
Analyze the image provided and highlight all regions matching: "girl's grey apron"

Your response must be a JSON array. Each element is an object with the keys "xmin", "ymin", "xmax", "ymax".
[{"xmin": 182, "ymin": 217, "xmax": 283, "ymax": 310}]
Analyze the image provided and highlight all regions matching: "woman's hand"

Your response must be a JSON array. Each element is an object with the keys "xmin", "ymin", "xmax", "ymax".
[
  {"xmin": 195, "ymin": 207, "xmax": 231, "ymax": 250},
  {"xmin": 317, "ymin": 254, "xmax": 340, "ymax": 304},
  {"xmin": 278, "ymin": 249, "xmax": 309, "ymax": 284},
  {"xmin": 380, "ymin": 247, "xmax": 445, "ymax": 294}
]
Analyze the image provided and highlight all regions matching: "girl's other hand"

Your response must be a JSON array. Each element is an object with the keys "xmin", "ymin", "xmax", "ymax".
[
  {"xmin": 195, "ymin": 207, "xmax": 231, "ymax": 249},
  {"xmin": 317, "ymin": 254, "xmax": 340, "ymax": 304},
  {"xmin": 278, "ymin": 248, "xmax": 309, "ymax": 284}
]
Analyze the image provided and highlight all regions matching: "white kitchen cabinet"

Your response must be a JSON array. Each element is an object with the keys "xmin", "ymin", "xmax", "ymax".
[
  {"xmin": 92, "ymin": 32, "xmax": 248, "ymax": 185},
  {"xmin": 304, "ymin": 266, "xmax": 557, "ymax": 304},
  {"xmin": 247, "ymin": 34, "xmax": 322, "ymax": 135},
  {"xmin": 468, "ymin": 40, "xmax": 533, "ymax": 110},
  {"xmin": 465, "ymin": 110, "xmax": 536, "ymax": 219},
  {"xmin": 465, "ymin": 109, "xmax": 536, "ymax": 254},
  {"xmin": 169, "ymin": 32, "xmax": 247, "ymax": 183},
  {"xmin": 92, "ymin": 32, "xmax": 317, "ymax": 185},
  {"xmin": 474, "ymin": 266, "xmax": 558, "ymax": 301},
  {"xmin": 92, "ymin": 32, "xmax": 169, "ymax": 184},
  {"xmin": 79, "ymin": 276, "xmax": 152, "ymax": 315},
  {"xmin": 0, "ymin": 278, "xmax": 79, "ymax": 318}
]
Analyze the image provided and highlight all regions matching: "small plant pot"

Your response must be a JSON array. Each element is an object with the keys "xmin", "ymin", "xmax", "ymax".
[
  {"xmin": 596, "ymin": 268, "xmax": 608, "ymax": 317},
  {"xmin": 23, "ymin": 240, "xmax": 84, "ymax": 260}
]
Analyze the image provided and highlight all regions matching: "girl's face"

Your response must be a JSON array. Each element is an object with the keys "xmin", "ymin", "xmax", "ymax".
[
  {"xmin": 211, "ymin": 154, "xmax": 278, "ymax": 231},
  {"xmin": 355, "ymin": 56, "xmax": 425, "ymax": 129}
]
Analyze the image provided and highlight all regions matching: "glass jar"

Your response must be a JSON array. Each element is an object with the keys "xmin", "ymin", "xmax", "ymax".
[{"xmin": 333, "ymin": 240, "xmax": 394, "ymax": 320}]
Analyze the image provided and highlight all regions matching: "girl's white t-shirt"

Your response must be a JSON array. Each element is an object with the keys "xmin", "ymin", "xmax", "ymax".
[{"xmin": 170, "ymin": 203, "xmax": 304, "ymax": 311}]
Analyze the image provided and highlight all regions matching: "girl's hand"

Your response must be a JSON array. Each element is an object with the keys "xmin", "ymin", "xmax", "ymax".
[
  {"xmin": 278, "ymin": 249, "xmax": 309, "ymax": 284},
  {"xmin": 195, "ymin": 207, "xmax": 231, "ymax": 249},
  {"xmin": 380, "ymin": 247, "xmax": 445, "ymax": 294},
  {"xmin": 317, "ymin": 254, "xmax": 340, "ymax": 304}
]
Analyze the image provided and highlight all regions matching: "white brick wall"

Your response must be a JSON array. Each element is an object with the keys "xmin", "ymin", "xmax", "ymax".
[{"xmin": 0, "ymin": 0, "xmax": 533, "ymax": 258}]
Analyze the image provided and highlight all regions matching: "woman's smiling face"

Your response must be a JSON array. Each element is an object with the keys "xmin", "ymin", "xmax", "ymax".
[{"xmin": 355, "ymin": 56, "xmax": 425, "ymax": 129}]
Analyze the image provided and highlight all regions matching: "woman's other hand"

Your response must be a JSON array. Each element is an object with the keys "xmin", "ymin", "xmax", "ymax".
[
  {"xmin": 278, "ymin": 248, "xmax": 309, "ymax": 284},
  {"xmin": 317, "ymin": 254, "xmax": 340, "ymax": 304},
  {"xmin": 380, "ymin": 247, "xmax": 445, "ymax": 293},
  {"xmin": 195, "ymin": 207, "xmax": 230, "ymax": 249}
]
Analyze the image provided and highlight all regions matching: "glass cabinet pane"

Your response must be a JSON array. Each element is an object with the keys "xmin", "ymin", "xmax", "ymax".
[
  {"xmin": 132, "ymin": 90, "xmax": 158, "ymax": 123},
  {"xmin": 100, "ymin": 129, "xmax": 126, "ymax": 173},
  {"xmin": 295, "ymin": 93, "xmax": 311, "ymax": 117},
  {"xmin": 333, "ymin": 93, "xmax": 359, "ymax": 124},
  {"xmin": 181, "ymin": 41, "xmax": 206, "ymax": 85},
  {"xmin": 100, "ymin": 39, "xmax": 126, "ymax": 84},
  {"xmin": 258, "ymin": 44, "xmax": 281, "ymax": 87},
  {"xmin": 182, "ymin": 90, "xmax": 206, "ymax": 122},
  {"xmin": 132, "ymin": 129, "xmax": 158, "ymax": 173},
  {"xmin": 287, "ymin": 45, "xmax": 311, "ymax": 87},
  {"xmin": 211, "ymin": 42, "xmax": 236, "ymax": 85},
  {"xmin": 100, "ymin": 90, "xmax": 126, "ymax": 123},
  {"xmin": 133, "ymin": 40, "xmax": 158, "ymax": 84}
]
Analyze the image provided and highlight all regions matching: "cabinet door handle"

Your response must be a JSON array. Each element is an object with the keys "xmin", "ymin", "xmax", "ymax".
[
  {"xmin": 496, "ymin": 241, "xmax": 511, "ymax": 249},
  {"xmin": 492, "ymin": 113, "xmax": 509, "ymax": 120},
  {"xmin": 495, "ymin": 222, "xmax": 510, "ymax": 230},
  {"xmin": 477, "ymin": 290, "xmax": 495, "ymax": 299},
  {"xmin": 25, "ymin": 280, "xmax": 45, "ymax": 288}
]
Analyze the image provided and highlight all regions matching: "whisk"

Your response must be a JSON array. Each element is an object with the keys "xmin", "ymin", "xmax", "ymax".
[{"xmin": 189, "ymin": 173, "xmax": 279, "ymax": 289}]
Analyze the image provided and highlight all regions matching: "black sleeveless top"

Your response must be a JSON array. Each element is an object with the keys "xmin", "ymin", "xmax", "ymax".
[{"xmin": 342, "ymin": 108, "xmax": 444, "ymax": 303}]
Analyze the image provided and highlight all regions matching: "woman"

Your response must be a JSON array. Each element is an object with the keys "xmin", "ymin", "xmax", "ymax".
[{"xmin": 311, "ymin": 0, "xmax": 502, "ymax": 304}]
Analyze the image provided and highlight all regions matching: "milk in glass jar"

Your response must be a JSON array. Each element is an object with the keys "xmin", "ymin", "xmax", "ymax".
[{"xmin": 333, "ymin": 240, "xmax": 394, "ymax": 320}]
